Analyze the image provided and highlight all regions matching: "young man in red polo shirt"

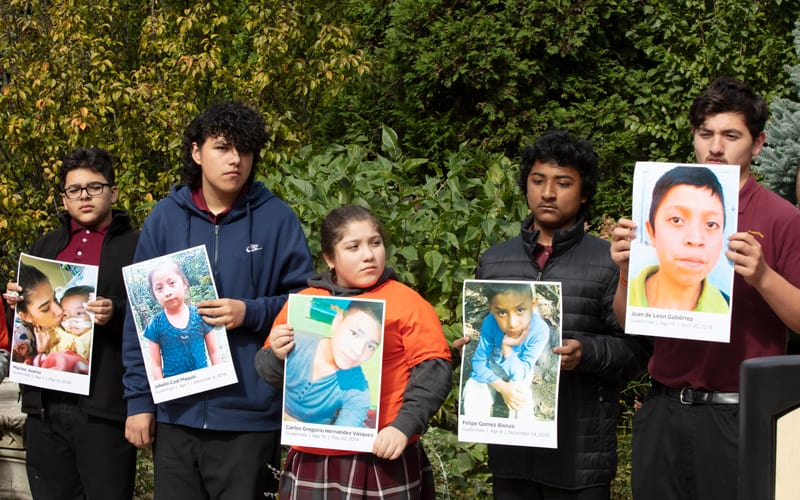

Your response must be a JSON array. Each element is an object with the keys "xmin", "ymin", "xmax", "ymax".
[
  {"xmin": 611, "ymin": 77, "xmax": 800, "ymax": 500},
  {"xmin": 4, "ymin": 147, "xmax": 140, "ymax": 499}
]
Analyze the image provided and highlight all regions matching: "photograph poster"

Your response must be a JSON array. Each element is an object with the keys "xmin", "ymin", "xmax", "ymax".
[
  {"xmin": 9, "ymin": 253, "xmax": 98, "ymax": 395},
  {"xmin": 625, "ymin": 161, "xmax": 739, "ymax": 342},
  {"xmin": 122, "ymin": 245, "xmax": 237, "ymax": 403},
  {"xmin": 458, "ymin": 279, "xmax": 562, "ymax": 448},
  {"xmin": 280, "ymin": 294, "xmax": 385, "ymax": 453}
]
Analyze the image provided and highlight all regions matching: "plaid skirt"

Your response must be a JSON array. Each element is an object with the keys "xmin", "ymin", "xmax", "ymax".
[{"xmin": 279, "ymin": 441, "xmax": 436, "ymax": 499}]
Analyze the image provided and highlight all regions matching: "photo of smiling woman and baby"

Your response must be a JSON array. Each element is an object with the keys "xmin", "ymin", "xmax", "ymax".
[
  {"xmin": 9, "ymin": 254, "xmax": 98, "ymax": 395},
  {"xmin": 624, "ymin": 162, "xmax": 740, "ymax": 342}
]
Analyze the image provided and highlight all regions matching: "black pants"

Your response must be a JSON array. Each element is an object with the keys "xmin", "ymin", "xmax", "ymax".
[
  {"xmin": 631, "ymin": 390, "xmax": 739, "ymax": 500},
  {"xmin": 25, "ymin": 404, "xmax": 136, "ymax": 500},
  {"xmin": 493, "ymin": 477, "xmax": 610, "ymax": 500},
  {"xmin": 153, "ymin": 422, "xmax": 280, "ymax": 500}
]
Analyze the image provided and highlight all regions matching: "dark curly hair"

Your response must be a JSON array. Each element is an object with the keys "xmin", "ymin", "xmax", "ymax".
[
  {"xmin": 517, "ymin": 130, "xmax": 599, "ymax": 221},
  {"xmin": 689, "ymin": 77, "xmax": 767, "ymax": 140},
  {"xmin": 59, "ymin": 147, "xmax": 115, "ymax": 190},
  {"xmin": 180, "ymin": 102, "xmax": 269, "ymax": 190}
]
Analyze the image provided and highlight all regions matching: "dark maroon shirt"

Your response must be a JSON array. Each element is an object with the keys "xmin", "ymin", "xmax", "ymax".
[
  {"xmin": 190, "ymin": 186, "xmax": 247, "ymax": 224},
  {"xmin": 649, "ymin": 175, "xmax": 800, "ymax": 391},
  {"xmin": 56, "ymin": 220, "xmax": 106, "ymax": 265}
]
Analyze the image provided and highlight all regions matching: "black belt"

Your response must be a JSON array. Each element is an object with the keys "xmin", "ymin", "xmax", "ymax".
[{"xmin": 652, "ymin": 381, "xmax": 739, "ymax": 405}]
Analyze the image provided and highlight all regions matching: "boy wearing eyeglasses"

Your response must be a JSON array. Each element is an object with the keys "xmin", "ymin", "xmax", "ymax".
[{"xmin": 4, "ymin": 147, "xmax": 140, "ymax": 499}]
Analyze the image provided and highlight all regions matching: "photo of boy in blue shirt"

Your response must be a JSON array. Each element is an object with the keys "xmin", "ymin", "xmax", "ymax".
[
  {"xmin": 461, "ymin": 281, "xmax": 549, "ymax": 418},
  {"xmin": 283, "ymin": 298, "xmax": 383, "ymax": 428}
]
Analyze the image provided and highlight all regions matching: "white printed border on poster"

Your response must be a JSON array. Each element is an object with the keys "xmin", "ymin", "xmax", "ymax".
[
  {"xmin": 457, "ymin": 279, "xmax": 562, "ymax": 448},
  {"xmin": 280, "ymin": 294, "xmax": 385, "ymax": 453},
  {"xmin": 282, "ymin": 422, "xmax": 379, "ymax": 453},
  {"xmin": 147, "ymin": 346, "xmax": 237, "ymax": 404},
  {"xmin": 9, "ymin": 254, "xmax": 98, "ymax": 395},
  {"xmin": 459, "ymin": 416, "xmax": 559, "ymax": 448},
  {"xmin": 122, "ymin": 245, "xmax": 238, "ymax": 404},
  {"xmin": 10, "ymin": 362, "xmax": 92, "ymax": 395},
  {"xmin": 625, "ymin": 162, "xmax": 739, "ymax": 343}
]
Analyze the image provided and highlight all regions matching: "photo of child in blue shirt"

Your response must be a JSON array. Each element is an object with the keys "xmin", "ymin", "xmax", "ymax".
[
  {"xmin": 143, "ymin": 259, "xmax": 221, "ymax": 379},
  {"xmin": 284, "ymin": 298, "xmax": 383, "ymax": 428},
  {"xmin": 462, "ymin": 281, "xmax": 549, "ymax": 418}
]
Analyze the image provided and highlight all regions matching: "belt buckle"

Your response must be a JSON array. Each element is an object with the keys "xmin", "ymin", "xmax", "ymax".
[{"xmin": 679, "ymin": 387, "xmax": 694, "ymax": 405}]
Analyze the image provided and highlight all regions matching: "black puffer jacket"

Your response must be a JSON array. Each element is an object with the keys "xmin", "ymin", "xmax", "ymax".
[
  {"xmin": 21, "ymin": 210, "xmax": 139, "ymax": 422},
  {"xmin": 477, "ymin": 215, "xmax": 651, "ymax": 489}
]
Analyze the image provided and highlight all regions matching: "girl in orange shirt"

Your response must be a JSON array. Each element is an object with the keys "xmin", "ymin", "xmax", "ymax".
[{"xmin": 255, "ymin": 205, "xmax": 452, "ymax": 499}]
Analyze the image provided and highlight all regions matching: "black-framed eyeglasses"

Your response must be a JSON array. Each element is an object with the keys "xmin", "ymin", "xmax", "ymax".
[{"xmin": 63, "ymin": 182, "xmax": 111, "ymax": 199}]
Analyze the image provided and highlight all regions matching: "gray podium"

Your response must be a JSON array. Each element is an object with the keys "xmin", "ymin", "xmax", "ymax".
[{"xmin": 739, "ymin": 355, "xmax": 800, "ymax": 500}]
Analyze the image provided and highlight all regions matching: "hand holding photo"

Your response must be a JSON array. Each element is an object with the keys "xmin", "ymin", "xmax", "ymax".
[
  {"xmin": 9, "ymin": 254, "xmax": 98, "ymax": 394},
  {"xmin": 280, "ymin": 294, "xmax": 385, "ymax": 452},
  {"xmin": 122, "ymin": 245, "xmax": 237, "ymax": 403},
  {"xmin": 458, "ymin": 279, "xmax": 562, "ymax": 448},
  {"xmin": 625, "ymin": 162, "xmax": 739, "ymax": 342}
]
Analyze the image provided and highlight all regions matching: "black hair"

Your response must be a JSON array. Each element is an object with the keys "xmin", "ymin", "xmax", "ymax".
[
  {"xmin": 147, "ymin": 260, "xmax": 189, "ymax": 297},
  {"xmin": 320, "ymin": 205, "xmax": 386, "ymax": 259},
  {"xmin": 180, "ymin": 102, "xmax": 269, "ymax": 190},
  {"xmin": 17, "ymin": 263, "xmax": 50, "ymax": 315},
  {"xmin": 60, "ymin": 285, "xmax": 95, "ymax": 302},
  {"xmin": 343, "ymin": 300, "xmax": 384, "ymax": 325},
  {"xmin": 689, "ymin": 77, "xmax": 768, "ymax": 140},
  {"xmin": 59, "ymin": 147, "xmax": 115, "ymax": 190},
  {"xmin": 517, "ymin": 130, "xmax": 598, "ymax": 220},
  {"xmin": 648, "ymin": 166, "xmax": 726, "ymax": 233},
  {"xmin": 482, "ymin": 282, "xmax": 533, "ymax": 303}
]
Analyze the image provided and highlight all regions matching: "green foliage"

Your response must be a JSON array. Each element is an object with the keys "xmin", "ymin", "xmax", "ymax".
[
  {"xmin": 755, "ymin": 21, "xmax": 800, "ymax": 205},
  {"xmin": 134, "ymin": 448, "xmax": 154, "ymax": 500},
  {"xmin": 3, "ymin": 2, "xmax": 800, "ymax": 498},
  {"xmin": 0, "ymin": 0, "xmax": 367, "ymax": 280},
  {"xmin": 424, "ymin": 427, "xmax": 492, "ymax": 498},
  {"xmin": 262, "ymin": 126, "xmax": 524, "ymax": 328},
  {"xmin": 317, "ymin": 0, "xmax": 800, "ymax": 224}
]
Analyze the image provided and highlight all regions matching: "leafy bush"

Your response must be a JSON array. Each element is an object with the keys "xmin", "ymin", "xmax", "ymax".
[
  {"xmin": 0, "ymin": 0, "xmax": 367, "ymax": 280},
  {"xmin": 4, "ymin": 2, "xmax": 800, "ymax": 498},
  {"xmin": 316, "ymin": 0, "xmax": 800, "ymax": 225},
  {"xmin": 261, "ymin": 126, "xmax": 526, "ymax": 328}
]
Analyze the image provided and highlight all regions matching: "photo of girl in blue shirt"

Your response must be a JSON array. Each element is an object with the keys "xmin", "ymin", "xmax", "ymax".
[{"xmin": 143, "ymin": 259, "xmax": 221, "ymax": 379}]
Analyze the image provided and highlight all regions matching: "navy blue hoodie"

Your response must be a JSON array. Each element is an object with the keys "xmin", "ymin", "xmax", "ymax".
[{"xmin": 122, "ymin": 182, "xmax": 313, "ymax": 431}]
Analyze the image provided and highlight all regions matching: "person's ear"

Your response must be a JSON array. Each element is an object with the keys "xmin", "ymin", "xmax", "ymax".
[
  {"xmin": 17, "ymin": 310, "xmax": 31, "ymax": 324},
  {"xmin": 323, "ymin": 253, "xmax": 335, "ymax": 270},
  {"xmin": 752, "ymin": 131, "xmax": 766, "ymax": 157},
  {"xmin": 191, "ymin": 142, "xmax": 203, "ymax": 166},
  {"xmin": 645, "ymin": 220, "xmax": 656, "ymax": 244},
  {"xmin": 331, "ymin": 311, "xmax": 344, "ymax": 331},
  {"xmin": 109, "ymin": 185, "xmax": 119, "ymax": 204}
]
